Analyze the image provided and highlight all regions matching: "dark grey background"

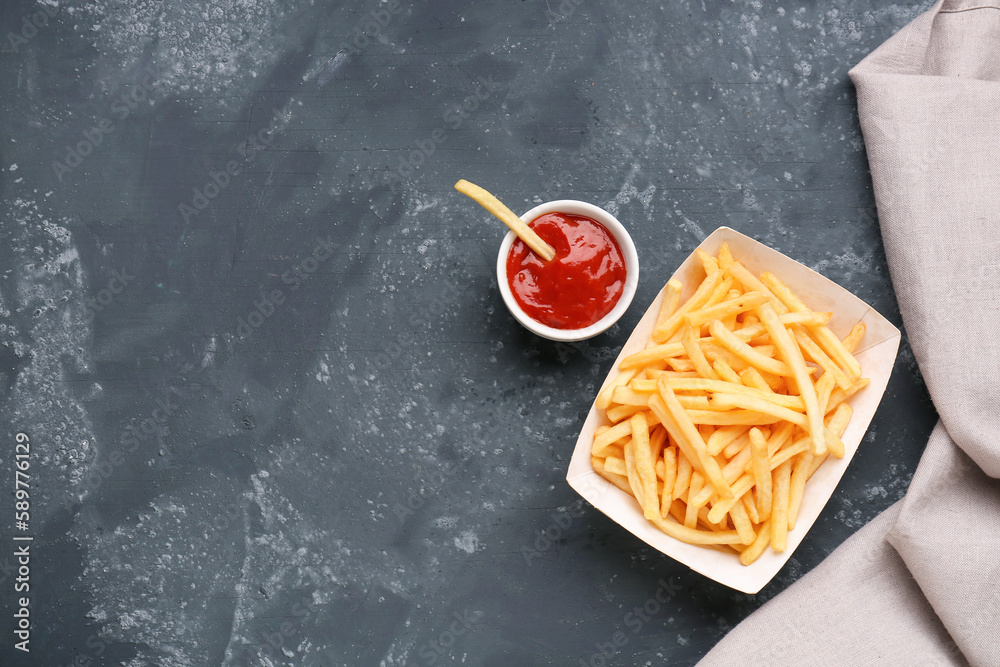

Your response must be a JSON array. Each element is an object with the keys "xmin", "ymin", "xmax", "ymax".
[{"xmin": 0, "ymin": 0, "xmax": 937, "ymax": 665}]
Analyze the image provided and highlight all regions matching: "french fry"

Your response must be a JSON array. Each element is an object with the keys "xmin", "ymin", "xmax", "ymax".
[
  {"xmin": 647, "ymin": 514, "xmax": 742, "ymax": 545},
  {"xmin": 696, "ymin": 248, "xmax": 720, "ymax": 275},
  {"xmin": 652, "ymin": 270, "xmax": 723, "ymax": 343},
  {"xmin": 619, "ymin": 342, "xmax": 686, "ymax": 370},
  {"xmin": 665, "ymin": 357, "xmax": 696, "ymax": 372},
  {"xmin": 722, "ymin": 429, "xmax": 754, "ymax": 459},
  {"xmin": 653, "ymin": 278, "xmax": 685, "ymax": 334},
  {"xmin": 685, "ymin": 410, "xmax": 782, "ymax": 426},
  {"xmin": 454, "ymin": 180, "xmax": 555, "ymax": 260},
  {"xmin": 677, "ymin": 395, "xmax": 712, "ymax": 410},
  {"xmin": 682, "ymin": 325, "xmax": 718, "ymax": 380},
  {"xmin": 593, "ymin": 456, "xmax": 632, "ymax": 495},
  {"xmin": 725, "ymin": 259, "xmax": 786, "ymax": 312},
  {"xmin": 710, "ymin": 393, "xmax": 808, "ymax": 426},
  {"xmin": 672, "ymin": 448, "xmax": 693, "ymax": 501},
  {"xmin": 709, "ymin": 319, "xmax": 791, "ymax": 376},
  {"xmin": 756, "ymin": 303, "xmax": 826, "ymax": 456},
  {"xmin": 739, "ymin": 366, "xmax": 773, "ymax": 393},
  {"xmin": 749, "ymin": 427, "xmax": 772, "ymax": 518},
  {"xmin": 787, "ymin": 452, "xmax": 814, "ymax": 530},
  {"xmin": 739, "ymin": 519, "xmax": 772, "ymax": 566},
  {"xmin": 742, "ymin": 493, "xmax": 760, "ymax": 524},
  {"xmin": 661, "ymin": 446, "xmax": 677, "ymax": 515},
  {"xmin": 684, "ymin": 472, "xmax": 704, "ymax": 528},
  {"xmin": 815, "ymin": 370, "xmax": 836, "ymax": 416},
  {"xmin": 669, "ymin": 378, "xmax": 806, "ymax": 411},
  {"xmin": 649, "ymin": 426, "xmax": 667, "ymax": 461},
  {"xmin": 761, "ymin": 271, "xmax": 862, "ymax": 381},
  {"xmin": 793, "ymin": 327, "xmax": 851, "ymax": 390},
  {"xmin": 771, "ymin": 459, "xmax": 792, "ymax": 552},
  {"xmin": 652, "ymin": 382, "xmax": 733, "ymax": 499},
  {"xmin": 606, "ymin": 403, "xmax": 645, "ymax": 423},
  {"xmin": 712, "ymin": 358, "xmax": 742, "ymax": 383},
  {"xmin": 685, "ymin": 292, "xmax": 770, "ymax": 329},
  {"xmin": 828, "ymin": 378, "xmax": 870, "ymax": 414},
  {"xmin": 624, "ymin": 440, "xmax": 646, "ymax": 509},
  {"xmin": 604, "ymin": 456, "xmax": 627, "ymax": 476},
  {"xmin": 631, "ymin": 413, "xmax": 659, "ymax": 521},
  {"xmin": 593, "ymin": 420, "xmax": 632, "ymax": 456},
  {"xmin": 842, "ymin": 322, "xmax": 866, "ymax": 353},
  {"xmin": 612, "ymin": 386, "xmax": 653, "ymax": 407},
  {"xmin": 729, "ymin": 497, "xmax": 756, "ymax": 545},
  {"xmin": 597, "ymin": 368, "xmax": 639, "ymax": 410},
  {"xmin": 706, "ymin": 424, "xmax": 748, "ymax": 456}
]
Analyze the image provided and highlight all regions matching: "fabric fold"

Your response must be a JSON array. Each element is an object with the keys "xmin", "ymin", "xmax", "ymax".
[{"xmin": 699, "ymin": 1, "xmax": 1000, "ymax": 664}]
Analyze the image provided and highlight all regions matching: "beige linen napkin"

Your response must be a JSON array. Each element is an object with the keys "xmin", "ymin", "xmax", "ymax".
[{"xmin": 699, "ymin": 1, "xmax": 1000, "ymax": 664}]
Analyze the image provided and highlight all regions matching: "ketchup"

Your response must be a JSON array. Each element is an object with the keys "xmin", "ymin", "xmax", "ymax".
[{"xmin": 506, "ymin": 212, "xmax": 626, "ymax": 330}]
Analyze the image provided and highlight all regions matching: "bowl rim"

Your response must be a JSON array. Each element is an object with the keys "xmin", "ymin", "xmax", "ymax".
[{"xmin": 496, "ymin": 199, "xmax": 639, "ymax": 342}]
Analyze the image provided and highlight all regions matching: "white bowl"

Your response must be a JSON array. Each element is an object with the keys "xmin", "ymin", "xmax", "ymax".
[
  {"xmin": 496, "ymin": 200, "xmax": 639, "ymax": 342},
  {"xmin": 566, "ymin": 226, "xmax": 901, "ymax": 593}
]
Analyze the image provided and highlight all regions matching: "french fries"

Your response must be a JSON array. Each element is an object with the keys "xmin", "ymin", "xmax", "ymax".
[{"xmin": 590, "ymin": 243, "xmax": 867, "ymax": 565}]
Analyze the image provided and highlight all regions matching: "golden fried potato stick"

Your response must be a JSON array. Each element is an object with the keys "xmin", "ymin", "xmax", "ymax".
[
  {"xmin": 652, "ymin": 270, "xmax": 723, "ymax": 343},
  {"xmin": 761, "ymin": 271, "xmax": 862, "ymax": 381},
  {"xmin": 710, "ymin": 393, "xmax": 808, "ymax": 426},
  {"xmin": 685, "ymin": 292, "xmax": 770, "ymax": 329},
  {"xmin": 652, "ymin": 379, "xmax": 734, "ymax": 499},
  {"xmin": 706, "ymin": 424, "xmax": 749, "ymax": 457},
  {"xmin": 682, "ymin": 325, "xmax": 719, "ymax": 380},
  {"xmin": 722, "ymin": 429, "xmax": 754, "ymax": 459},
  {"xmin": 677, "ymin": 395, "xmax": 712, "ymax": 410},
  {"xmin": 709, "ymin": 319, "xmax": 791, "ymax": 376},
  {"xmin": 596, "ymin": 368, "xmax": 639, "ymax": 410},
  {"xmin": 815, "ymin": 370, "xmax": 836, "ymax": 416},
  {"xmin": 696, "ymin": 248, "xmax": 720, "ymax": 275},
  {"xmin": 604, "ymin": 457, "xmax": 627, "ymax": 476},
  {"xmin": 618, "ymin": 342, "xmax": 686, "ymax": 370},
  {"xmin": 672, "ymin": 448, "xmax": 693, "ymax": 502},
  {"xmin": 455, "ymin": 180, "xmax": 555, "ymax": 261},
  {"xmin": 743, "ymin": 493, "xmax": 760, "ymax": 524},
  {"xmin": 725, "ymin": 259, "xmax": 786, "ymax": 312},
  {"xmin": 771, "ymin": 458, "xmax": 793, "ymax": 552},
  {"xmin": 842, "ymin": 322, "xmax": 866, "ymax": 354},
  {"xmin": 793, "ymin": 327, "xmax": 851, "ymax": 390},
  {"xmin": 739, "ymin": 519, "xmax": 772, "ymax": 565},
  {"xmin": 593, "ymin": 420, "xmax": 632, "ymax": 457},
  {"xmin": 624, "ymin": 439, "xmax": 646, "ymax": 510},
  {"xmin": 756, "ymin": 302, "xmax": 826, "ymax": 456},
  {"xmin": 749, "ymin": 427, "xmax": 772, "ymax": 518},
  {"xmin": 631, "ymin": 413, "xmax": 660, "ymax": 520},
  {"xmin": 712, "ymin": 359, "xmax": 742, "ymax": 383},
  {"xmin": 612, "ymin": 386, "xmax": 653, "ymax": 407},
  {"xmin": 685, "ymin": 410, "xmax": 782, "ymax": 426},
  {"xmin": 787, "ymin": 452, "xmax": 814, "ymax": 530},
  {"xmin": 661, "ymin": 446, "xmax": 678, "ymax": 515},
  {"xmin": 592, "ymin": 456, "xmax": 632, "ymax": 494},
  {"xmin": 684, "ymin": 472, "xmax": 705, "ymax": 528},
  {"xmin": 605, "ymin": 403, "xmax": 645, "ymax": 424},
  {"xmin": 669, "ymin": 377, "xmax": 806, "ymax": 411},
  {"xmin": 827, "ymin": 378, "xmax": 870, "ymax": 415},
  {"xmin": 653, "ymin": 278, "xmax": 684, "ymax": 336},
  {"xmin": 729, "ymin": 497, "xmax": 756, "ymax": 545},
  {"xmin": 647, "ymin": 514, "xmax": 742, "ymax": 545}
]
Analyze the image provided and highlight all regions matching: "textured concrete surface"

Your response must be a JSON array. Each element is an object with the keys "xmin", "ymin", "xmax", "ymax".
[{"xmin": 0, "ymin": 0, "xmax": 937, "ymax": 665}]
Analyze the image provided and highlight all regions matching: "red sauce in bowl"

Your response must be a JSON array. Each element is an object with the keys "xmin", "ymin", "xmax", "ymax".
[{"xmin": 506, "ymin": 212, "xmax": 627, "ymax": 330}]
